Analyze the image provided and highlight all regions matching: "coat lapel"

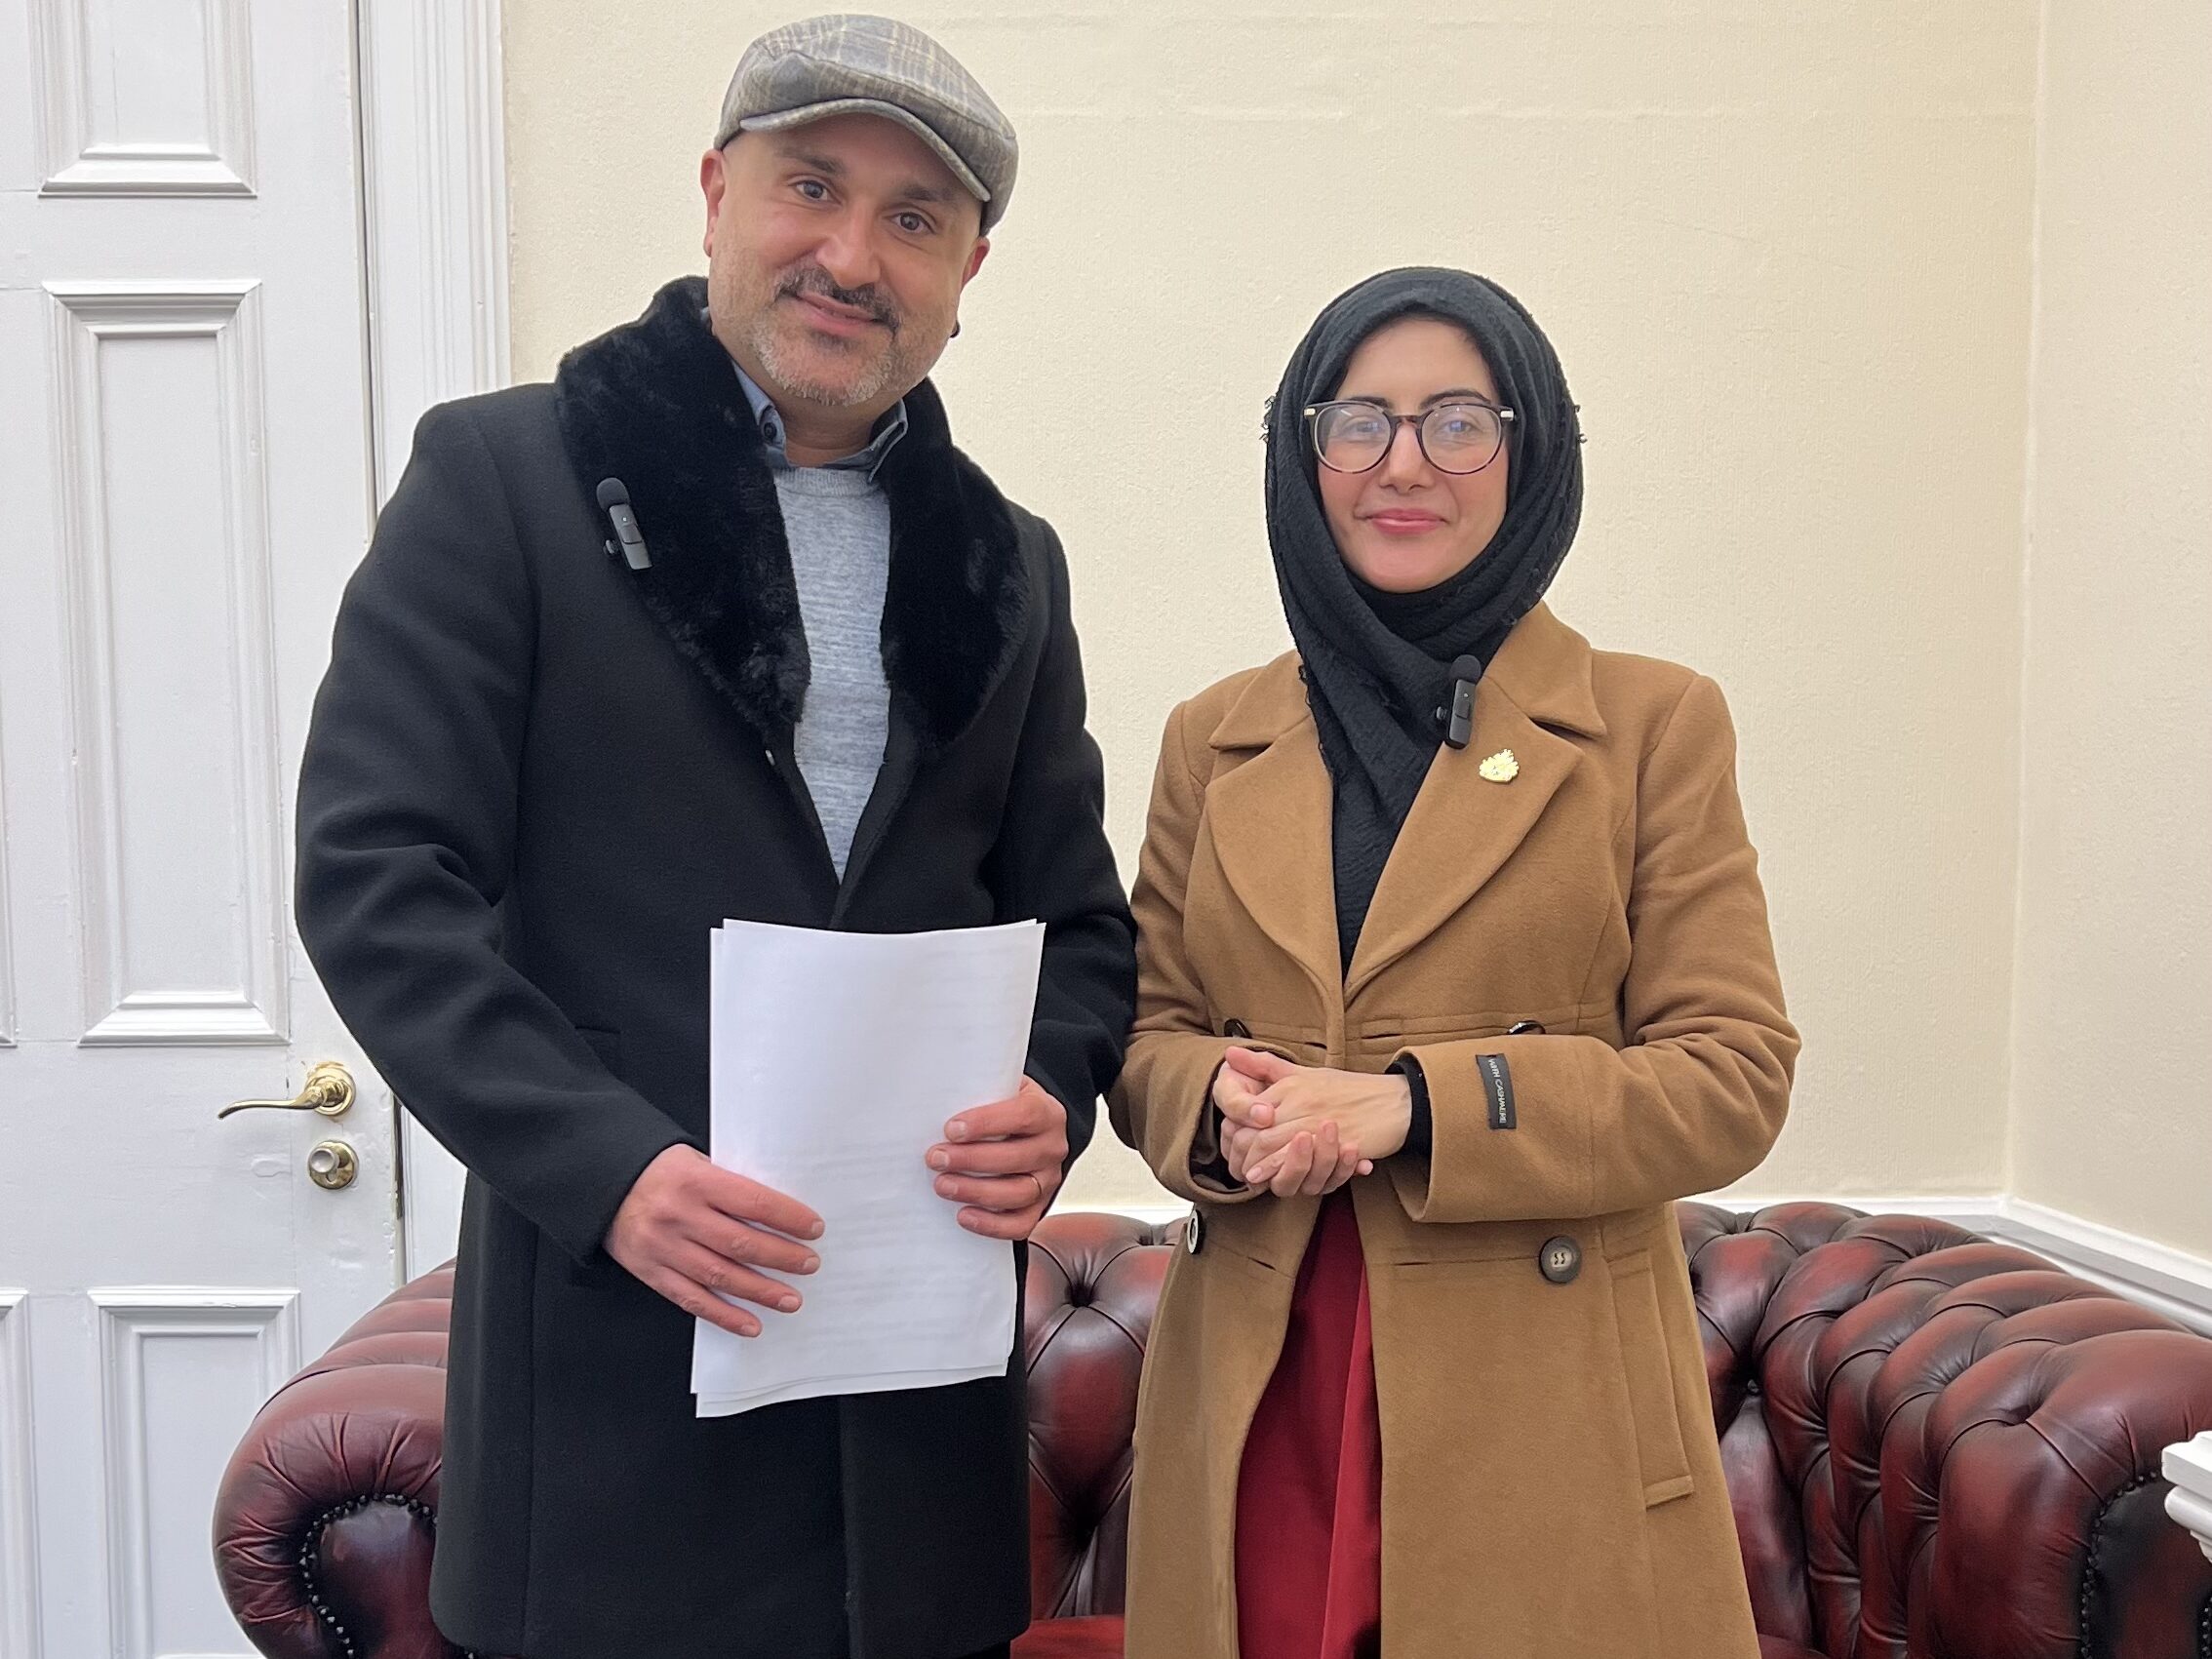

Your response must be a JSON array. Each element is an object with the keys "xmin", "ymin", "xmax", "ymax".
[
  {"xmin": 873, "ymin": 385, "xmax": 1031, "ymax": 761},
  {"xmin": 1201, "ymin": 657, "xmax": 1342, "ymax": 1008},
  {"xmin": 552, "ymin": 278, "xmax": 806, "ymax": 744},
  {"xmin": 829, "ymin": 711, "xmax": 920, "ymax": 923},
  {"xmin": 836, "ymin": 386, "xmax": 1030, "ymax": 910},
  {"xmin": 1342, "ymin": 688, "xmax": 1576, "ymax": 1002},
  {"xmin": 1344, "ymin": 605, "xmax": 1606, "ymax": 1001}
]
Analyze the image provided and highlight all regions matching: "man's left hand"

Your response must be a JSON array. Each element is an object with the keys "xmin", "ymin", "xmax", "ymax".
[{"xmin": 928, "ymin": 1076, "xmax": 1067, "ymax": 1241}]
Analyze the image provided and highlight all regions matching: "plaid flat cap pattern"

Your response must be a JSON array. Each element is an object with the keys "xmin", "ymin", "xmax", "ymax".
[{"xmin": 716, "ymin": 13, "xmax": 1017, "ymax": 229}]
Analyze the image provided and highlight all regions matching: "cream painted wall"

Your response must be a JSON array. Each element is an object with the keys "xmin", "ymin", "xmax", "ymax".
[
  {"xmin": 503, "ymin": 4, "xmax": 2044, "ymax": 1213},
  {"xmin": 2009, "ymin": 4, "xmax": 2211, "ymax": 1256}
]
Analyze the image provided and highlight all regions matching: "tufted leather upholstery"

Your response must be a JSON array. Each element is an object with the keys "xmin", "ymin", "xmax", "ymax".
[
  {"xmin": 217, "ymin": 1270, "xmax": 454, "ymax": 1659},
  {"xmin": 217, "ymin": 1205, "xmax": 2212, "ymax": 1658},
  {"xmin": 1021, "ymin": 1214, "xmax": 1178, "ymax": 1621},
  {"xmin": 1679, "ymin": 1203, "xmax": 2212, "ymax": 1659}
]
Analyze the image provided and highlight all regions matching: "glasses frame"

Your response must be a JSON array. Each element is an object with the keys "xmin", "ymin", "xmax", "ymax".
[{"xmin": 1302, "ymin": 399, "xmax": 1517, "ymax": 476}]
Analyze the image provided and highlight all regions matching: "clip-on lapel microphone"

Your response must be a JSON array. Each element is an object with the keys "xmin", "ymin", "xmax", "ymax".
[
  {"xmin": 597, "ymin": 478, "xmax": 652, "ymax": 571},
  {"xmin": 1440, "ymin": 654, "xmax": 1481, "ymax": 750}
]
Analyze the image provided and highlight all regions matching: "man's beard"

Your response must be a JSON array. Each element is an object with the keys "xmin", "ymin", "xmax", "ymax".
[{"xmin": 741, "ymin": 265, "xmax": 934, "ymax": 410}]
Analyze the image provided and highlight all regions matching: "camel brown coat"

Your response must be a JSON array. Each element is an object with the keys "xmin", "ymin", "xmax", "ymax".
[{"xmin": 1108, "ymin": 605, "xmax": 1798, "ymax": 1659}]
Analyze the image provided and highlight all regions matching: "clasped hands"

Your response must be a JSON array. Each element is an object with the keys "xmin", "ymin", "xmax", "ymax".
[
  {"xmin": 606, "ymin": 1076, "xmax": 1066, "ymax": 1339},
  {"xmin": 1213, "ymin": 1046, "xmax": 1412, "ymax": 1198}
]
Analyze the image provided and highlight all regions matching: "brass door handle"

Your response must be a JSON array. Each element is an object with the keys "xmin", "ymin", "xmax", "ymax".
[{"xmin": 219, "ymin": 1061, "xmax": 355, "ymax": 1121}]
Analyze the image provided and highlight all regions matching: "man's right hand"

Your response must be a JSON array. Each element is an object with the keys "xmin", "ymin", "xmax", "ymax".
[{"xmin": 604, "ymin": 1145, "xmax": 824, "ymax": 1338}]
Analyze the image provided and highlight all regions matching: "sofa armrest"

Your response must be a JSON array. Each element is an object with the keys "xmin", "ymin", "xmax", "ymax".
[
  {"xmin": 214, "ymin": 1268, "xmax": 456, "ymax": 1659},
  {"xmin": 1688, "ymin": 1205, "xmax": 2212, "ymax": 1657},
  {"xmin": 1906, "ymin": 1324, "xmax": 2212, "ymax": 1658},
  {"xmin": 1786, "ymin": 1240, "xmax": 2212, "ymax": 1659}
]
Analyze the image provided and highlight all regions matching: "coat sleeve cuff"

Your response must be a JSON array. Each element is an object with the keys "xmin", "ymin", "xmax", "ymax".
[
  {"xmin": 562, "ymin": 1120, "xmax": 699, "ymax": 1269},
  {"xmin": 1382, "ymin": 1035, "xmax": 1592, "ymax": 1224}
]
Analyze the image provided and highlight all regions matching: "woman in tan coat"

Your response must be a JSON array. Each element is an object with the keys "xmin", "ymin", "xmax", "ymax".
[{"xmin": 1109, "ymin": 268, "xmax": 1798, "ymax": 1659}]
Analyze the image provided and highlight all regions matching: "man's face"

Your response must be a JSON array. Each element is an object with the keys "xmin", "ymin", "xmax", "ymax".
[{"xmin": 702, "ymin": 114, "xmax": 990, "ymax": 419}]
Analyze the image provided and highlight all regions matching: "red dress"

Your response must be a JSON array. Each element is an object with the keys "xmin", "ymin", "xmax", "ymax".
[{"xmin": 1232, "ymin": 1188, "xmax": 1384, "ymax": 1659}]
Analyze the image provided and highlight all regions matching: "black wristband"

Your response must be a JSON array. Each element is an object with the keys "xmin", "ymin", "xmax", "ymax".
[{"xmin": 1391, "ymin": 1055, "xmax": 1434, "ymax": 1160}]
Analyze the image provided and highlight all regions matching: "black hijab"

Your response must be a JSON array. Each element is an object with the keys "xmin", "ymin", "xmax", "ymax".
[{"xmin": 1263, "ymin": 267, "xmax": 1584, "ymax": 967}]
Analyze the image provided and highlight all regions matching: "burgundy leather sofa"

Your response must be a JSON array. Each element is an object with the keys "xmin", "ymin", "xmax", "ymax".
[{"xmin": 216, "ymin": 1204, "xmax": 2212, "ymax": 1658}]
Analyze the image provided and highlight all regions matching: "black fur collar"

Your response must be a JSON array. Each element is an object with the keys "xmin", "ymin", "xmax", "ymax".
[{"xmin": 551, "ymin": 275, "xmax": 1030, "ymax": 759}]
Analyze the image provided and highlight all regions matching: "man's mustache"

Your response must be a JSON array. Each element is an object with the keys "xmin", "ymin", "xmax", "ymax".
[{"xmin": 777, "ymin": 268, "xmax": 899, "ymax": 334}]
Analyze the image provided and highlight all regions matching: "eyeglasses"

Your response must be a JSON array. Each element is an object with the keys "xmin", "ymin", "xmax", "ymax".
[{"xmin": 1303, "ymin": 399, "xmax": 1515, "ymax": 476}]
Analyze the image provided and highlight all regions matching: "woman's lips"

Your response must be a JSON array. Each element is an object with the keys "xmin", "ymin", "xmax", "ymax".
[{"xmin": 1366, "ymin": 511, "xmax": 1445, "ymax": 536}]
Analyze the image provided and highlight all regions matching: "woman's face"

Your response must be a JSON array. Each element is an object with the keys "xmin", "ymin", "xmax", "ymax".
[{"xmin": 1315, "ymin": 316, "xmax": 1511, "ymax": 594}]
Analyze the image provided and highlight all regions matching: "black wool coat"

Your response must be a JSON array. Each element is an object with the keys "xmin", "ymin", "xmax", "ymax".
[{"xmin": 296, "ymin": 276, "xmax": 1136, "ymax": 1659}]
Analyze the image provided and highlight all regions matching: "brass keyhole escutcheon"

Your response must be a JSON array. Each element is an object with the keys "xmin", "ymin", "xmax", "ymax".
[
  {"xmin": 306, "ymin": 1140, "xmax": 359, "ymax": 1191},
  {"xmin": 219, "ymin": 1061, "xmax": 355, "ymax": 1121}
]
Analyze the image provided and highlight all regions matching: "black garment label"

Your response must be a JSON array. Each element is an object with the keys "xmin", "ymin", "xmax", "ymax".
[{"xmin": 1478, "ymin": 1053, "xmax": 1517, "ymax": 1130}]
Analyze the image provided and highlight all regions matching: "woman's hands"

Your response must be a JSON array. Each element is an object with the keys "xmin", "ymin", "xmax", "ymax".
[{"xmin": 1210, "ymin": 1047, "xmax": 1411, "ymax": 1198}]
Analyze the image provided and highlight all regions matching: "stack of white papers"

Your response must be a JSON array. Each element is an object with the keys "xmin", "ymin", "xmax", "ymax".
[{"xmin": 692, "ymin": 918, "xmax": 1046, "ymax": 1418}]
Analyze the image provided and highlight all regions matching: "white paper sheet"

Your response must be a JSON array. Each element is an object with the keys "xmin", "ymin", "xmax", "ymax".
[{"xmin": 692, "ymin": 918, "xmax": 1045, "ymax": 1417}]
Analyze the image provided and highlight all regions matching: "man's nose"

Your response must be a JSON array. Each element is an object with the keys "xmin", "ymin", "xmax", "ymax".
[{"xmin": 812, "ymin": 213, "xmax": 884, "ymax": 295}]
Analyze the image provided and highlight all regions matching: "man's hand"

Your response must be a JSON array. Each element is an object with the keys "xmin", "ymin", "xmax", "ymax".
[
  {"xmin": 605, "ymin": 1145, "xmax": 824, "ymax": 1339},
  {"xmin": 927, "ymin": 1076, "xmax": 1067, "ymax": 1242},
  {"xmin": 1217, "ymin": 1047, "xmax": 1392, "ymax": 1197}
]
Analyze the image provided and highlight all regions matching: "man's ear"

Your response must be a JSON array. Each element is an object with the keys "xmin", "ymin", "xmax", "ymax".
[
  {"xmin": 961, "ymin": 234, "xmax": 991, "ymax": 289},
  {"xmin": 700, "ymin": 147, "xmax": 730, "ymax": 260}
]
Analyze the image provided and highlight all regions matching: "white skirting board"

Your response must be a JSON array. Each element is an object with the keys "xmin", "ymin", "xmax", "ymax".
[{"xmin": 1978, "ymin": 1198, "xmax": 2212, "ymax": 1338}]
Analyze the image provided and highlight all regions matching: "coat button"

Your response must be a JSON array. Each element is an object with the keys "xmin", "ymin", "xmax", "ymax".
[
  {"xmin": 1538, "ymin": 1236, "xmax": 1582, "ymax": 1284},
  {"xmin": 1184, "ymin": 1209, "xmax": 1206, "ymax": 1255},
  {"xmin": 1222, "ymin": 1019, "xmax": 1251, "ymax": 1040},
  {"xmin": 1508, "ymin": 1020, "xmax": 1545, "ymax": 1036}
]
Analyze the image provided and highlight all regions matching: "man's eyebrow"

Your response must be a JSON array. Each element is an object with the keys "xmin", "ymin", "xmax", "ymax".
[
  {"xmin": 775, "ymin": 143, "xmax": 846, "ymax": 177},
  {"xmin": 771, "ymin": 143, "xmax": 958, "ymax": 210},
  {"xmin": 892, "ymin": 178, "xmax": 959, "ymax": 207}
]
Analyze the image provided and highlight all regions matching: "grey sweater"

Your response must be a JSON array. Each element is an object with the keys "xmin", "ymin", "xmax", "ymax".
[{"xmin": 774, "ymin": 465, "xmax": 890, "ymax": 879}]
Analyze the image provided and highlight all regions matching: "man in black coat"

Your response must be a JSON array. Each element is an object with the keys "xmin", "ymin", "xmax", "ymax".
[{"xmin": 295, "ymin": 18, "xmax": 1134, "ymax": 1658}]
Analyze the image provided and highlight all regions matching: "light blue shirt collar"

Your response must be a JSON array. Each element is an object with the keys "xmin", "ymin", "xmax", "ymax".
[{"xmin": 730, "ymin": 359, "xmax": 908, "ymax": 482}]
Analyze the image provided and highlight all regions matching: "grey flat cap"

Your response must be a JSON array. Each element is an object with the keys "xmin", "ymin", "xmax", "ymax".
[{"xmin": 715, "ymin": 14, "xmax": 1016, "ymax": 231}]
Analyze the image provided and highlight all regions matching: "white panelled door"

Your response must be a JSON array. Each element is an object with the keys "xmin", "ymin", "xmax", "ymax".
[{"xmin": 0, "ymin": 2, "xmax": 403, "ymax": 1655}]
